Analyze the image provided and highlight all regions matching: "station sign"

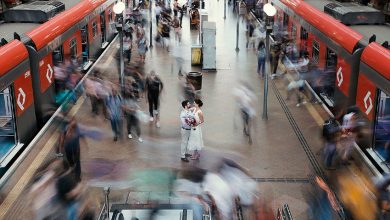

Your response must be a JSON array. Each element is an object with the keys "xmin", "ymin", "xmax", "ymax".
[
  {"xmin": 356, "ymin": 73, "xmax": 376, "ymax": 121},
  {"xmin": 14, "ymin": 70, "xmax": 34, "ymax": 116},
  {"xmin": 336, "ymin": 57, "xmax": 351, "ymax": 97},
  {"xmin": 39, "ymin": 54, "xmax": 54, "ymax": 92}
]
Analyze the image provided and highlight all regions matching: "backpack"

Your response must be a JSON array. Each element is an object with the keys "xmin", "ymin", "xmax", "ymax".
[{"xmin": 322, "ymin": 118, "xmax": 340, "ymax": 141}]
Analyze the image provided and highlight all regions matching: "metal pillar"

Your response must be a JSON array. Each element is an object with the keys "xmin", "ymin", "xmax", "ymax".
[
  {"xmin": 224, "ymin": 0, "xmax": 226, "ymax": 19},
  {"xmin": 104, "ymin": 187, "xmax": 110, "ymax": 220},
  {"xmin": 118, "ymin": 15, "xmax": 125, "ymax": 94},
  {"xmin": 262, "ymin": 23, "xmax": 272, "ymax": 120},
  {"xmin": 235, "ymin": 14, "xmax": 239, "ymax": 51},
  {"xmin": 149, "ymin": 0, "xmax": 153, "ymax": 47}
]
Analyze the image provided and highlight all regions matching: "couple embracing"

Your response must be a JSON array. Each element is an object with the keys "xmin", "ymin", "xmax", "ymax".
[{"xmin": 180, "ymin": 99, "xmax": 204, "ymax": 162}]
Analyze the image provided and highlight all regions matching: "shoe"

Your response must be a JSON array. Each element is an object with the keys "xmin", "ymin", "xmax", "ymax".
[
  {"xmin": 138, "ymin": 137, "xmax": 143, "ymax": 143},
  {"xmin": 185, "ymin": 153, "xmax": 192, "ymax": 157},
  {"xmin": 181, "ymin": 158, "xmax": 189, "ymax": 162},
  {"xmin": 56, "ymin": 153, "xmax": 63, "ymax": 157},
  {"xmin": 296, "ymin": 103, "xmax": 301, "ymax": 107},
  {"xmin": 149, "ymin": 117, "xmax": 154, "ymax": 122},
  {"xmin": 114, "ymin": 136, "xmax": 118, "ymax": 142},
  {"xmin": 156, "ymin": 122, "xmax": 160, "ymax": 128},
  {"xmin": 128, "ymin": 134, "xmax": 133, "ymax": 139},
  {"xmin": 302, "ymin": 101, "xmax": 307, "ymax": 104}
]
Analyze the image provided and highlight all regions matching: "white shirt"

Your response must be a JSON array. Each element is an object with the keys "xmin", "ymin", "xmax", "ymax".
[{"xmin": 180, "ymin": 109, "xmax": 193, "ymax": 129}]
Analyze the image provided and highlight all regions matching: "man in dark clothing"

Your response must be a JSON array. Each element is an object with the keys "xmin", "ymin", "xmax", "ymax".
[
  {"xmin": 145, "ymin": 71, "xmax": 164, "ymax": 128},
  {"xmin": 122, "ymin": 94, "xmax": 143, "ymax": 142}
]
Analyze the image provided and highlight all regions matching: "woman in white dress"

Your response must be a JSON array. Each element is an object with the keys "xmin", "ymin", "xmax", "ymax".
[{"xmin": 188, "ymin": 99, "xmax": 204, "ymax": 160}]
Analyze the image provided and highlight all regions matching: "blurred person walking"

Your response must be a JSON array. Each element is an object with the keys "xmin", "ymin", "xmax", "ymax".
[
  {"xmin": 180, "ymin": 100, "xmax": 193, "ymax": 162},
  {"xmin": 173, "ymin": 16, "xmax": 182, "ymax": 44},
  {"xmin": 339, "ymin": 106, "xmax": 360, "ymax": 165},
  {"xmin": 322, "ymin": 117, "xmax": 340, "ymax": 170},
  {"xmin": 187, "ymin": 99, "xmax": 204, "ymax": 160},
  {"xmin": 122, "ymin": 93, "xmax": 143, "ymax": 142},
  {"xmin": 137, "ymin": 34, "xmax": 148, "ymax": 63},
  {"xmin": 233, "ymin": 83, "xmax": 256, "ymax": 144},
  {"xmin": 145, "ymin": 71, "xmax": 164, "ymax": 128},
  {"xmin": 124, "ymin": 33, "xmax": 133, "ymax": 64},
  {"xmin": 61, "ymin": 118, "xmax": 103, "ymax": 181},
  {"xmin": 257, "ymin": 41, "xmax": 266, "ymax": 78},
  {"xmin": 155, "ymin": 2, "xmax": 162, "ymax": 26},
  {"xmin": 173, "ymin": 0, "xmax": 179, "ymax": 16},
  {"xmin": 106, "ymin": 87, "xmax": 123, "ymax": 141}
]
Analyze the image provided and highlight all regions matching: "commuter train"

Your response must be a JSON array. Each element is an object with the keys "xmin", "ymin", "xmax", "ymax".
[
  {"xmin": 266, "ymin": 0, "xmax": 390, "ymax": 169},
  {"xmin": 0, "ymin": 0, "xmax": 132, "ymax": 168}
]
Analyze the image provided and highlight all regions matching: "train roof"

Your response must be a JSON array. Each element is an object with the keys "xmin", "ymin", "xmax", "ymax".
[
  {"xmin": 361, "ymin": 42, "xmax": 390, "ymax": 79},
  {"xmin": 278, "ymin": 0, "xmax": 363, "ymax": 53},
  {"xmin": 0, "ymin": 23, "xmax": 39, "ymax": 43},
  {"xmin": 26, "ymin": 0, "xmax": 107, "ymax": 50},
  {"xmin": 0, "ymin": 0, "xmax": 83, "ymax": 42},
  {"xmin": 0, "ymin": 40, "xmax": 28, "ymax": 76},
  {"xmin": 350, "ymin": 25, "xmax": 390, "ymax": 46},
  {"xmin": 304, "ymin": 0, "xmax": 390, "ymax": 44}
]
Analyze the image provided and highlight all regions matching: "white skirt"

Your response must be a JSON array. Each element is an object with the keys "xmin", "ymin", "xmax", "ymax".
[{"xmin": 187, "ymin": 126, "xmax": 204, "ymax": 151}]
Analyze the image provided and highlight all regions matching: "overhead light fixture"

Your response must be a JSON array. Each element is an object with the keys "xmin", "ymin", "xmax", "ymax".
[
  {"xmin": 264, "ymin": 3, "xmax": 276, "ymax": 17},
  {"xmin": 113, "ymin": 1, "xmax": 125, "ymax": 15}
]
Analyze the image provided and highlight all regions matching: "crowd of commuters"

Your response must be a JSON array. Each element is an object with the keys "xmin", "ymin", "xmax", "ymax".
[{"xmin": 25, "ymin": 2, "xmax": 390, "ymax": 220}]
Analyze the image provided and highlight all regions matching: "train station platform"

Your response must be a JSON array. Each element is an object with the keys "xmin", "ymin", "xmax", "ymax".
[{"xmin": 0, "ymin": 0, "xmax": 379, "ymax": 219}]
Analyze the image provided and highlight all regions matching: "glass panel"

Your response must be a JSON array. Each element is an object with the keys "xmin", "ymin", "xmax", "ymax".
[
  {"xmin": 291, "ymin": 23, "xmax": 297, "ymax": 39},
  {"xmin": 0, "ymin": 87, "xmax": 17, "ymax": 162},
  {"xmin": 300, "ymin": 27, "xmax": 308, "ymax": 40},
  {"xmin": 69, "ymin": 38, "xmax": 77, "ymax": 59},
  {"xmin": 92, "ymin": 21, "xmax": 98, "ymax": 38},
  {"xmin": 283, "ymin": 13, "xmax": 289, "ymax": 30},
  {"xmin": 81, "ymin": 26, "xmax": 89, "ymax": 65},
  {"xmin": 312, "ymin": 40, "xmax": 319, "ymax": 65},
  {"xmin": 374, "ymin": 91, "xmax": 390, "ymax": 161},
  {"xmin": 325, "ymin": 47, "xmax": 337, "ymax": 71},
  {"xmin": 52, "ymin": 45, "xmax": 64, "ymax": 64}
]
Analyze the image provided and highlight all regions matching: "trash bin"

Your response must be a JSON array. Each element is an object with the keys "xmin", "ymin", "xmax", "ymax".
[
  {"xmin": 187, "ymin": 72, "xmax": 202, "ymax": 91},
  {"xmin": 191, "ymin": 45, "xmax": 202, "ymax": 65}
]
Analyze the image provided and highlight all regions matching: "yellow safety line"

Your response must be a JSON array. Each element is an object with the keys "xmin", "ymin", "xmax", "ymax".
[
  {"xmin": 283, "ymin": 73, "xmax": 324, "ymax": 126},
  {"xmin": 0, "ymin": 96, "xmax": 85, "ymax": 218}
]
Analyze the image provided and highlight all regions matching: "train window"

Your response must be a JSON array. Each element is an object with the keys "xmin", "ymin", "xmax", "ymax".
[
  {"xmin": 52, "ymin": 45, "xmax": 64, "ymax": 64},
  {"xmin": 0, "ymin": 87, "xmax": 17, "ymax": 161},
  {"xmin": 312, "ymin": 40, "xmax": 320, "ymax": 64},
  {"xmin": 283, "ymin": 13, "xmax": 289, "ymax": 30},
  {"xmin": 291, "ymin": 23, "xmax": 297, "ymax": 39},
  {"xmin": 325, "ymin": 48, "xmax": 337, "ymax": 71},
  {"xmin": 92, "ymin": 21, "xmax": 98, "ymax": 38},
  {"xmin": 109, "ymin": 10, "xmax": 113, "ymax": 22},
  {"xmin": 300, "ymin": 27, "xmax": 308, "ymax": 40},
  {"xmin": 69, "ymin": 38, "xmax": 77, "ymax": 59},
  {"xmin": 374, "ymin": 90, "xmax": 390, "ymax": 161}
]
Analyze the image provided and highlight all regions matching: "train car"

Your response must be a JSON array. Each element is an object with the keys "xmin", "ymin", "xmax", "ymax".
[
  {"xmin": 23, "ymin": 0, "xmax": 116, "ymax": 125},
  {"xmin": 0, "ymin": 40, "xmax": 37, "ymax": 168},
  {"xmin": 271, "ymin": 0, "xmax": 364, "ymax": 117},
  {"xmin": 356, "ymin": 43, "xmax": 390, "ymax": 166}
]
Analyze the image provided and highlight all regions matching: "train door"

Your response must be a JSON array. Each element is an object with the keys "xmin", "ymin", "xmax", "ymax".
[
  {"xmin": 100, "ymin": 12, "xmax": 108, "ymax": 48},
  {"xmin": 373, "ymin": 90, "xmax": 390, "ymax": 160},
  {"xmin": 0, "ymin": 87, "xmax": 17, "ymax": 162},
  {"xmin": 81, "ymin": 25, "xmax": 90, "ymax": 68}
]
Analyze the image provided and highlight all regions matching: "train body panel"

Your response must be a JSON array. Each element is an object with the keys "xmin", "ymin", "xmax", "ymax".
[
  {"xmin": 272, "ymin": 0, "xmax": 364, "ymax": 116},
  {"xmin": 0, "ymin": 41, "xmax": 37, "ymax": 166},
  {"xmin": 271, "ymin": 0, "xmax": 390, "ymax": 169}
]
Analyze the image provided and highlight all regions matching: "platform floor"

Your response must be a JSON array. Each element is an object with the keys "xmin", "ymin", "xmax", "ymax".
[{"xmin": 0, "ymin": 1, "xmax": 348, "ymax": 219}]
